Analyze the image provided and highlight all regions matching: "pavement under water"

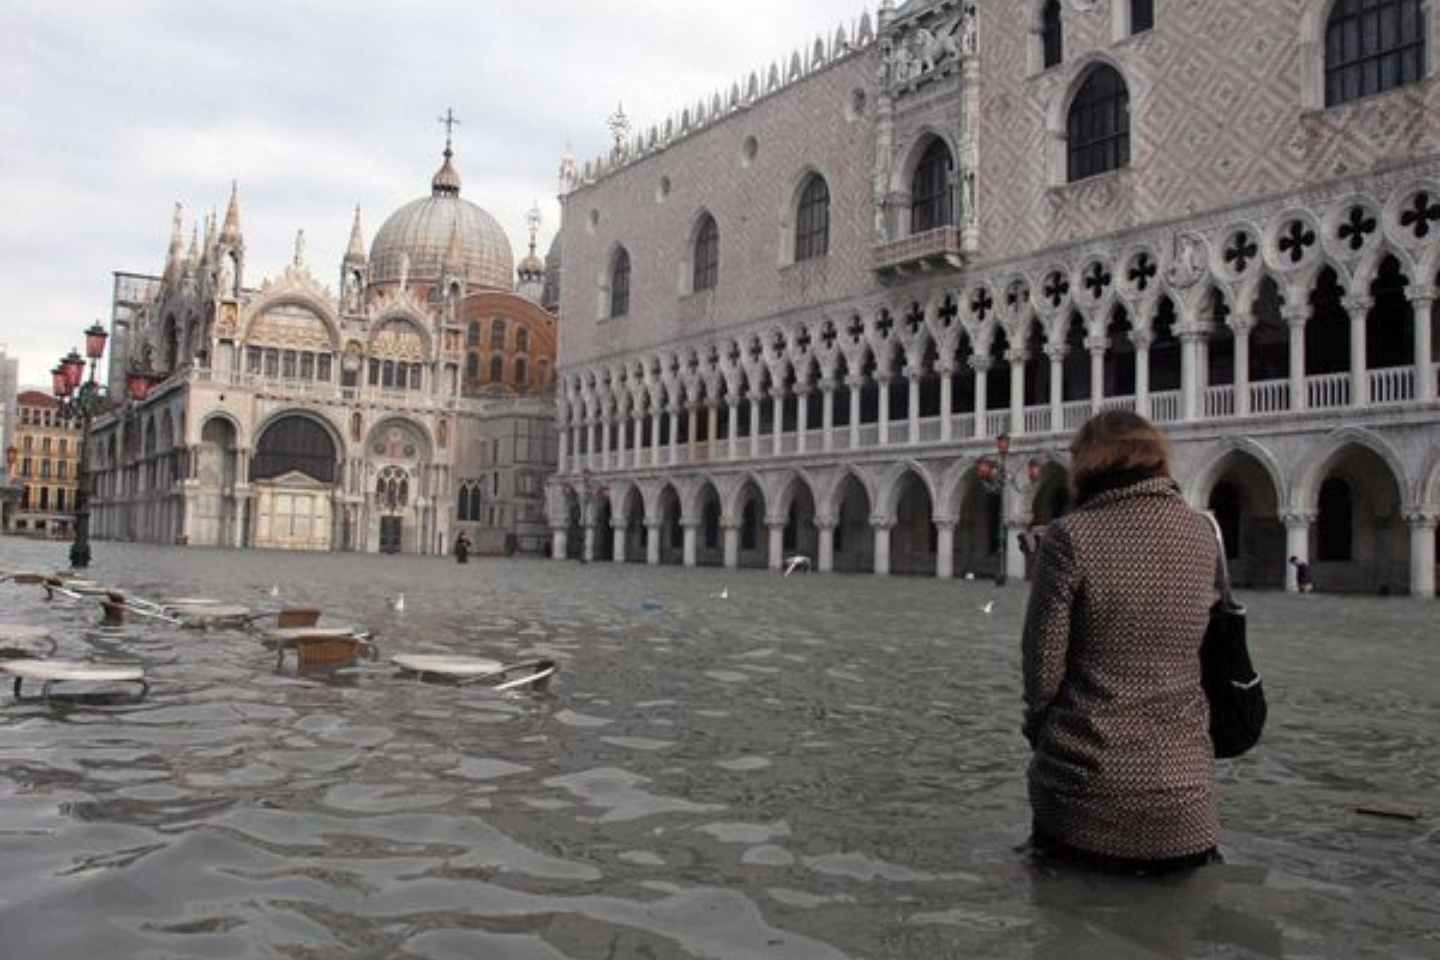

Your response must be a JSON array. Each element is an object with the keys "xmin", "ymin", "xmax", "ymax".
[{"xmin": 1, "ymin": 538, "xmax": 1436, "ymax": 959}]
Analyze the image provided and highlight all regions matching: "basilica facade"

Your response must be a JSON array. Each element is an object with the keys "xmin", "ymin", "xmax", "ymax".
[
  {"xmin": 550, "ymin": 0, "xmax": 1440, "ymax": 596},
  {"xmin": 88, "ymin": 137, "xmax": 558, "ymax": 555}
]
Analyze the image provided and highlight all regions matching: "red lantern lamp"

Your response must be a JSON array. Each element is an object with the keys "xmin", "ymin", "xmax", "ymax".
[
  {"xmin": 977, "ymin": 458, "xmax": 996, "ymax": 482},
  {"xmin": 62, "ymin": 350, "xmax": 85, "ymax": 391},
  {"xmin": 52, "ymin": 364, "xmax": 71, "ymax": 398},
  {"xmin": 84, "ymin": 322, "xmax": 109, "ymax": 361},
  {"xmin": 1027, "ymin": 458, "xmax": 1044, "ymax": 482}
]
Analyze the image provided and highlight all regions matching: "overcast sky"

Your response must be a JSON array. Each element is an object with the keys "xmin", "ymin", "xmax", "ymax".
[{"xmin": 0, "ymin": 1, "xmax": 869, "ymax": 387}]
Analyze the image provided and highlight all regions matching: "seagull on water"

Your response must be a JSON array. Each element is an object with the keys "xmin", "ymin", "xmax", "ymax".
[
  {"xmin": 269, "ymin": 583, "xmax": 280, "ymax": 597},
  {"xmin": 981, "ymin": 600, "xmax": 995, "ymax": 615},
  {"xmin": 392, "ymin": 593, "xmax": 406, "ymax": 612},
  {"xmin": 783, "ymin": 555, "xmax": 812, "ymax": 578},
  {"xmin": 710, "ymin": 586, "xmax": 730, "ymax": 600}
]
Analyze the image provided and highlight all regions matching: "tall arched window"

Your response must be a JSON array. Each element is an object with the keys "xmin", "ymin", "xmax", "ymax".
[
  {"xmin": 609, "ymin": 247, "xmax": 631, "ymax": 318},
  {"xmin": 490, "ymin": 318, "xmax": 506, "ymax": 350},
  {"xmin": 466, "ymin": 353, "xmax": 479, "ymax": 381},
  {"xmin": 1130, "ymin": 0, "xmax": 1154, "ymax": 34},
  {"xmin": 515, "ymin": 357, "xmax": 528, "ymax": 387},
  {"xmin": 515, "ymin": 327, "xmax": 529, "ymax": 353},
  {"xmin": 489, "ymin": 356, "xmax": 504, "ymax": 383},
  {"xmin": 1067, "ymin": 65, "xmax": 1130, "ymax": 181},
  {"xmin": 911, "ymin": 139, "xmax": 955, "ymax": 233},
  {"xmin": 795, "ymin": 174, "xmax": 831, "ymax": 261},
  {"xmin": 1041, "ymin": 0, "xmax": 1064, "ymax": 68},
  {"xmin": 1325, "ymin": 0, "xmax": 1427, "ymax": 107},
  {"xmin": 693, "ymin": 214, "xmax": 719, "ymax": 291},
  {"xmin": 466, "ymin": 321, "xmax": 481, "ymax": 347}
]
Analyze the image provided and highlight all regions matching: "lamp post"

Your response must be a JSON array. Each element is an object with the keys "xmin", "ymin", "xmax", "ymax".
[
  {"xmin": 2, "ymin": 444, "xmax": 18, "ymax": 533},
  {"xmin": 975, "ymin": 433, "xmax": 1045, "ymax": 587},
  {"xmin": 51, "ymin": 322, "xmax": 114, "ymax": 569}
]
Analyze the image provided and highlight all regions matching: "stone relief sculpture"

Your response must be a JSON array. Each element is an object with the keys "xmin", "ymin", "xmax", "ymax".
[
  {"xmin": 1166, "ymin": 234, "xmax": 1208, "ymax": 288},
  {"xmin": 885, "ymin": 13, "xmax": 966, "ymax": 88}
]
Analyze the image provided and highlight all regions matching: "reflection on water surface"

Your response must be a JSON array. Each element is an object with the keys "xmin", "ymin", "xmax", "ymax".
[{"xmin": 1, "ymin": 540, "xmax": 1436, "ymax": 958}]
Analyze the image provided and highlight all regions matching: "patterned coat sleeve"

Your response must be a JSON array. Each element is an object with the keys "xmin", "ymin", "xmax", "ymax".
[{"xmin": 1022, "ymin": 520, "xmax": 1079, "ymax": 745}]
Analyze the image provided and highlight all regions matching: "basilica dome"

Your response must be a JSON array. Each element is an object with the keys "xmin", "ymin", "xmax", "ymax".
[{"xmin": 369, "ymin": 145, "xmax": 515, "ymax": 291}]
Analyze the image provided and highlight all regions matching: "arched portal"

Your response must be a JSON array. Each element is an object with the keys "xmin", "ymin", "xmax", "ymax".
[
  {"xmin": 251, "ymin": 414, "xmax": 339, "ymax": 551},
  {"xmin": 1309, "ymin": 444, "xmax": 1407, "ymax": 593},
  {"xmin": 194, "ymin": 417, "xmax": 240, "ymax": 547},
  {"xmin": 833, "ymin": 474, "xmax": 874, "ymax": 573},
  {"xmin": 892, "ymin": 471, "xmax": 936, "ymax": 576}
]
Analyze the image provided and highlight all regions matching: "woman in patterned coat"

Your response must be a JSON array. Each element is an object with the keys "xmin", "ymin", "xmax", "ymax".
[{"xmin": 1022, "ymin": 411, "xmax": 1220, "ymax": 872}]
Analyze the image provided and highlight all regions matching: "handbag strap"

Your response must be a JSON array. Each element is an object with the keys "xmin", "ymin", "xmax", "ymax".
[{"xmin": 1202, "ymin": 511, "xmax": 1240, "ymax": 610}]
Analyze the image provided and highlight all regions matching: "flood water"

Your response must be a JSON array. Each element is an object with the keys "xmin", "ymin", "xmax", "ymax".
[{"xmin": 1, "ymin": 537, "xmax": 1436, "ymax": 959}]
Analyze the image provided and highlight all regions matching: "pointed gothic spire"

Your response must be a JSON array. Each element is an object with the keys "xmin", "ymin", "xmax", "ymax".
[
  {"xmin": 344, "ymin": 205, "xmax": 367, "ymax": 264},
  {"xmin": 163, "ymin": 202, "xmax": 185, "ymax": 283},
  {"xmin": 220, "ymin": 181, "xmax": 242, "ymax": 246},
  {"xmin": 202, "ymin": 210, "xmax": 217, "ymax": 264}
]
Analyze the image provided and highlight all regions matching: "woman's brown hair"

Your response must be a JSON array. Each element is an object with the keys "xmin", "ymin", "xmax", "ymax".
[{"xmin": 1068, "ymin": 410, "xmax": 1173, "ymax": 506}]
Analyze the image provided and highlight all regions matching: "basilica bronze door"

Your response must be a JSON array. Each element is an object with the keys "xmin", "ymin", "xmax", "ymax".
[{"xmin": 379, "ymin": 516, "xmax": 402, "ymax": 554}]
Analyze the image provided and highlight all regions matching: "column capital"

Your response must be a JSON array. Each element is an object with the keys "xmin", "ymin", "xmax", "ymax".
[
  {"xmin": 1402, "ymin": 510, "xmax": 1439, "ymax": 528},
  {"xmin": 868, "ymin": 514, "xmax": 893, "ymax": 530},
  {"xmin": 1342, "ymin": 295, "xmax": 1375, "ymax": 315},
  {"xmin": 1084, "ymin": 336, "xmax": 1109, "ymax": 354},
  {"xmin": 1280, "ymin": 511, "xmax": 1317, "ymax": 528},
  {"xmin": 933, "ymin": 517, "xmax": 956, "ymax": 531},
  {"xmin": 1281, "ymin": 305, "xmax": 1309, "ymax": 327},
  {"xmin": 968, "ymin": 356, "xmax": 993, "ymax": 373},
  {"xmin": 813, "ymin": 513, "xmax": 837, "ymax": 530}
]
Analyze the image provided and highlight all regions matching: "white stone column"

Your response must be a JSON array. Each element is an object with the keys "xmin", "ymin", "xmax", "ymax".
[
  {"xmin": 1008, "ymin": 351, "xmax": 1026, "ymax": 436},
  {"xmin": 907, "ymin": 369, "xmax": 921, "ymax": 444},
  {"xmin": 551, "ymin": 526, "xmax": 568, "ymax": 561},
  {"xmin": 816, "ymin": 515, "xmax": 837, "ymax": 573},
  {"xmin": 971, "ymin": 357, "xmax": 990, "ymax": 439},
  {"xmin": 1047, "ymin": 346, "xmax": 1065, "ymax": 433},
  {"xmin": 767, "ymin": 522, "xmax": 785, "ymax": 571},
  {"xmin": 1284, "ymin": 306, "xmax": 1308, "ymax": 412},
  {"xmin": 1004, "ymin": 518, "xmax": 1027, "ymax": 584},
  {"xmin": 646, "ymin": 521, "xmax": 661, "ymax": 566},
  {"xmin": 1088, "ymin": 338, "xmax": 1107, "ymax": 413},
  {"xmin": 1179, "ymin": 330, "xmax": 1202, "ymax": 421},
  {"xmin": 612, "ymin": 525, "xmax": 627, "ymax": 564},
  {"xmin": 681, "ymin": 521, "xmax": 698, "ymax": 568},
  {"xmin": 706, "ymin": 401, "xmax": 720, "ymax": 459},
  {"xmin": 557, "ymin": 421, "xmax": 570, "ymax": 475},
  {"xmin": 935, "ymin": 519, "xmax": 955, "ymax": 580},
  {"xmin": 1282, "ymin": 512, "xmax": 1313, "ymax": 592},
  {"xmin": 633, "ymin": 414, "xmax": 645, "ymax": 469},
  {"xmin": 1132, "ymin": 329, "xmax": 1152, "ymax": 418},
  {"xmin": 871, "ymin": 518, "xmax": 892, "ymax": 576},
  {"xmin": 938, "ymin": 363, "xmax": 955, "ymax": 442},
  {"xmin": 1345, "ymin": 295, "xmax": 1372, "ymax": 407},
  {"xmin": 847, "ymin": 375, "xmax": 863, "ymax": 450},
  {"xmin": 582, "ymin": 519, "xmax": 596, "ymax": 563},
  {"xmin": 1232, "ymin": 314, "xmax": 1253, "ymax": 417},
  {"xmin": 587, "ymin": 420, "xmax": 600, "ymax": 471},
  {"xmin": 669, "ymin": 407, "xmax": 681, "ymax": 465},
  {"xmin": 727, "ymin": 398, "xmax": 742, "ymax": 461},
  {"xmin": 650, "ymin": 409, "xmax": 663, "ymax": 466},
  {"xmin": 795, "ymin": 384, "xmax": 811, "ymax": 454},
  {"xmin": 876, "ymin": 373, "xmax": 892, "ymax": 446},
  {"xmin": 749, "ymin": 391, "xmax": 764, "ymax": 459},
  {"xmin": 770, "ymin": 389, "xmax": 785, "ymax": 457},
  {"xmin": 615, "ymin": 411, "xmax": 628, "ymax": 466},
  {"xmin": 821, "ymin": 379, "xmax": 836, "ymax": 452},
  {"xmin": 722, "ymin": 521, "xmax": 740, "ymax": 569},
  {"xmin": 600, "ymin": 417, "xmax": 613, "ymax": 471},
  {"xmin": 687, "ymin": 404, "xmax": 700, "ymax": 463},
  {"xmin": 1406, "ymin": 513, "xmax": 1436, "ymax": 598},
  {"xmin": 1413, "ymin": 292, "xmax": 1435, "ymax": 401}
]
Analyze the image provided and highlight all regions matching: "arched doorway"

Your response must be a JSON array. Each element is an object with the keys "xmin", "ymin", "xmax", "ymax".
[
  {"xmin": 251, "ymin": 414, "xmax": 339, "ymax": 551},
  {"xmin": 892, "ymin": 471, "xmax": 936, "ymax": 576}
]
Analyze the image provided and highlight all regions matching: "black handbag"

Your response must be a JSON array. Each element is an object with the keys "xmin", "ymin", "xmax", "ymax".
[{"xmin": 1200, "ymin": 513, "xmax": 1266, "ymax": 758}]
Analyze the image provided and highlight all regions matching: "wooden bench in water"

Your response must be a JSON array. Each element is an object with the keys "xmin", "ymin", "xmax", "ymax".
[
  {"xmin": 1, "ymin": 658, "xmax": 149, "ymax": 702},
  {"xmin": 391, "ymin": 654, "xmax": 557, "ymax": 692}
]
